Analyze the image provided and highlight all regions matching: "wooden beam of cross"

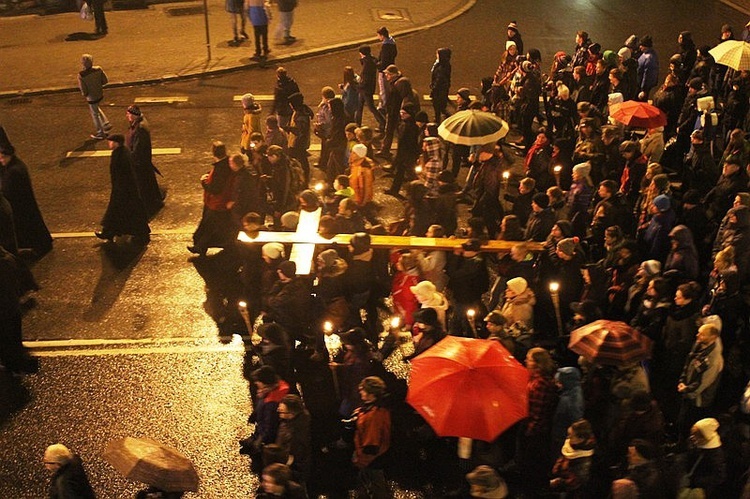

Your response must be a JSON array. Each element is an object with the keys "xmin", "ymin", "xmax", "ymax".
[{"xmin": 237, "ymin": 226, "xmax": 543, "ymax": 275}]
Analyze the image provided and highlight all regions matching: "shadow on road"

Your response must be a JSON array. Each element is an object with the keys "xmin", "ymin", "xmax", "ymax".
[
  {"xmin": 83, "ymin": 241, "xmax": 146, "ymax": 322},
  {"xmin": 0, "ymin": 373, "xmax": 31, "ymax": 427},
  {"xmin": 64, "ymin": 32, "xmax": 104, "ymax": 42},
  {"xmin": 190, "ymin": 249, "xmax": 244, "ymax": 338}
]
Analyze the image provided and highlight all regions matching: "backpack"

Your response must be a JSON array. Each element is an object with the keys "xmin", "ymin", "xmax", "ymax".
[{"xmin": 288, "ymin": 157, "xmax": 306, "ymax": 198}]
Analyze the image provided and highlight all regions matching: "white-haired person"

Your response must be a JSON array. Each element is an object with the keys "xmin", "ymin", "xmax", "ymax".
[{"xmin": 43, "ymin": 443, "xmax": 96, "ymax": 498}]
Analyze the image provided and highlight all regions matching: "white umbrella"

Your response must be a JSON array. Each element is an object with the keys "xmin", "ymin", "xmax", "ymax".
[
  {"xmin": 709, "ymin": 40, "xmax": 750, "ymax": 71},
  {"xmin": 437, "ymin": 110, "xmax": 510, "ymax": 146}
]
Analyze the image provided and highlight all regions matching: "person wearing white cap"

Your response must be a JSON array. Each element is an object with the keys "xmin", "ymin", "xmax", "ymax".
[
  {"xmin": 684, "ymin": 418, "xmax": 727, "ymax": 496},
  {"xmin": 499, "ymin": 276, "xmax": 535, "ymax": 333},
  {"xmin": 349, "ymin": 143, "xmax": 375, "ymax": 207},
  {"xmin": 410, "ymin": 279, "xmax": 449, "ymax": 330},
  {"xmin": 566, "ymin": 162, "xmax": 594, "ymax": 237},
  {"xmin": 43, "ymin": 444, "xmax": 96, "ymax": 498}
]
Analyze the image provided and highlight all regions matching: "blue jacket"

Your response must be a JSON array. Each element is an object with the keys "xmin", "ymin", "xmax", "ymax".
[
  {"xmin": 552, "ymin": 367, "xmax": 584, "ymax": 447},
  {"xmin": 247, "ymin": 0, "xmax": 268, "ymax": 26},
  {"xmin": 637, "ymin": 48, "xmax": 659, "ymax": 92}
]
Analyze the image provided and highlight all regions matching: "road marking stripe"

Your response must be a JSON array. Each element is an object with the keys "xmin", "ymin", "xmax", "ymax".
[
  {"xmin": 30, "ymin": 343, "xmax": 250, "ymax": 357},
  {"xmin": 233, "ymin": 94, "xmax": 274, "ymax": 101},
  {"xmin": 23, "ymin": 335, "xmax": 250, "ymax": 348},
  {"xmin": 134, "ymin": 96, "xmax": 189, "ymax": 104},
  {"xmin": 422, "ymin": 95, "xmax": 476, "ymax": 101},
  {"xmin": 65, "ymin": 148, "xmax": 182, "ymax": 158},
  {"xmin": 50, "ymin": 228, "xmax": 195, "ymax": 238}
]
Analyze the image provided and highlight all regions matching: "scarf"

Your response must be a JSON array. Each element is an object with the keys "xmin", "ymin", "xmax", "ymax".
[{"xmin": 561, "ymin": 438, "xmax": 595, "ymax": 459}]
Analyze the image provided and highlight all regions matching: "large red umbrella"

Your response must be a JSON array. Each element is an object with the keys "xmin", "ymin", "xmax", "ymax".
[
  {"xmin": 609, "ymin": 100, "xmax": 667, "ymax": 129},
  {"xmin": 406, "ymin": 336, "xmax": 529, "ymax": 442},
  {"xmin": 569, "ymin": 320, "xmax": 653, "ymax": 367}
]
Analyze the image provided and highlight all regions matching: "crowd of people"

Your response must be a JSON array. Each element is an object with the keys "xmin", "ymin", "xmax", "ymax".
[
  {"xmin": 8, "ymin": 12, "xmax": 750, "ymax": 499},
  {"xmin": 173, "ymin": 18, "xmax": 750, "ymax": 499}
]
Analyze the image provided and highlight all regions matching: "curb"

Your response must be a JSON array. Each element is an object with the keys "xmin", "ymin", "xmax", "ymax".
[
  {"xmin": 0, "ymin": 0, "xmax": 476, "ymax": 99},
  {"xmin": 720, "ymin": 0, "xmax": 750, "ymax": 15}
]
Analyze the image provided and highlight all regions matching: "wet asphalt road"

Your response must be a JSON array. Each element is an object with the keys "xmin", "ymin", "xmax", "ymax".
[{"xmin": 0, "ymin": 0, "xmax": 745, "ymax": 496}]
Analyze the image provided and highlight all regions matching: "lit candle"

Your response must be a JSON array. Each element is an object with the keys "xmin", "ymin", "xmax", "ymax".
[
  {"xmin": 390, "ymin": 316, "xmax": 401, "ymax": 329},
  {"xmin": 549, "ymin": 282, "xmax": 559, "ymax": 293},
  {"xmin": 238, "ymin": 300, "xmax": 247, "ymax": 309},
  {"xmin": 323, "ymin": 321, "xmax": 333, "ymax": 334},
  {"xmin": 466, "ymin": 309, "xmax": 476, "ymax": 319},
  {"xmin": 414, "ymin": 165, "xmax": 423, "ymax": 174},
  {"xmin": 314, "ymin": 182, "xmax": 325, "ymax": 192}
]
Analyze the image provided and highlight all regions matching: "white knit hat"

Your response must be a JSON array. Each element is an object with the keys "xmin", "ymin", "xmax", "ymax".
[
  {"xmin": 410, "ymin": 280, "xmax": 437, "ymax": 302},
  {"xmin": 262, "ymin": 242, "xmax": 285, "ymax": 260},
  {"xmin": 352, "ymin": 143, "xmax": 368, "ymax": 159},
  {"xmin": 693, "ymin": 418, "xmax": 721, "ymax": 449},
  {"xmin": 506, "ymin": 277, "xmax": 528, "ymax": 295}
]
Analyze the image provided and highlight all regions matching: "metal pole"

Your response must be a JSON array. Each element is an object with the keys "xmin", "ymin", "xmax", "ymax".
[{"xmin": 203, "ymin": 0, "xmax": 211, "ymax": 61}]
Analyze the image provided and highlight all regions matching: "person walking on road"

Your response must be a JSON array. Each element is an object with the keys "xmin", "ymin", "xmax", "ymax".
[
  {"xmin": 125, "ymin": 105, "xmax": 164, "ymax": 219},
  {"xmin": 0, "ymin": 145, "xmax": 53, "ymax": 258},
  {"xmin": 77, "ymin": 54, "xmax": 111, "ymax": 140},
  {"xmin": 272, "ymin": 67, "xmax": 300, "ymax": 129},
  {"xmin": 355, "ymin": 45, "xmax": 385, "ymax": 130},
  {"xmin": 96, "ymin": 134, "xmax": 150, "ymax": 245},
  {"xmin": 376, "ymin": 27, "xmax": 397, "ymax": 114},
  {"xmin": 188, "ymin": 141, "xmax": 236, "ymax": 255},
  {"xmin": 43, "ymin": 444, "xmax": 96, "ymax": 499}
]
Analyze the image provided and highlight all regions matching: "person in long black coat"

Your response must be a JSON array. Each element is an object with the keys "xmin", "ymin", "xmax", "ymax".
[
  {"xmin": 125, "ymin": 106, "xmax": 164, "ymax": 219},
  {"xmin": 96, "ymin": 134, "xmax": 150, "ymax": 244},
  {"xmin": 0, "ymin": 245, "xmax": 36, "ymax": 374},
  {"xmin": 0, "ymin": 145, "xmax": 52, "ymax": 257}
]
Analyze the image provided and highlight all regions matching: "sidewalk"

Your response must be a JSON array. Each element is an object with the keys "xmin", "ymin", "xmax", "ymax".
[{"xmin": 0, "ymin": 0, "xmax": 474, "ymax": 96}]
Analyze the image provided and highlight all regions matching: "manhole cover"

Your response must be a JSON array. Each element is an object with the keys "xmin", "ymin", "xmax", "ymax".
[
  {"xmin": 373, "ymin": 8, "xmax": 410, "ymax": 21},
  {"xmin": 166, "ymin": 5, "xmax": 204, "ymax": 16}
]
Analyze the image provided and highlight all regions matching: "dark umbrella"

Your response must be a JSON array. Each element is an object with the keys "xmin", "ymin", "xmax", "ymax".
[{"xmin": 568, "ymin": 320, "xmax": 652, "ymax": 366}]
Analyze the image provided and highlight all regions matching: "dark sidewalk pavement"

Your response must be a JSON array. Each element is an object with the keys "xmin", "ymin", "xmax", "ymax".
[{"xmin": 0, "ymin": 0, "xmax": 474, "ymax": 96}]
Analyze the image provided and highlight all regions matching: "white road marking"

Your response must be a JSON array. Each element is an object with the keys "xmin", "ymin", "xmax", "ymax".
[
  {"xmin": 24, "ymin": 335, "xmax": 254, "ymax": 357},
  {"xmin": 134, "ymin": 96, "xmax": 189, "ymax": 104},
  {"xmin": 50, "ymin": 228, "xmax": 195, "ymax": 238},
  {"xmin": 233, "ymin": 94, "xmax": 274, "ymax": 101},
  {"xmin": 423, "ymin": 95, "xmax": 477, "ymax": 101},
  {"xmin": 65, "ymin": 148, "xmax": 182, "ymax": 158}
]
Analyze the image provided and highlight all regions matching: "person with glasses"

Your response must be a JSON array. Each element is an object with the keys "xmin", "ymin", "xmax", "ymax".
[{"xmin": 43, "ymin": 444, "xmax": 96, "ymax": 498}]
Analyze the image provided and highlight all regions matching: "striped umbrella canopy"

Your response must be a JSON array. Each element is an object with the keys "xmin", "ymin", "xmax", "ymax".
[
  {"xmin": 609, "ymin": 100, "xmax": 667, "ymax": 129},
  {"xmin": 437, "ymin": 110, "xmax": 510, "ymax": 146},
  {"xmin": 568, "ymin": 320, "xmax": 652, "ymax": 367},
  {"xmin": 709, "ymin": 40, "xmax": 750, "ymax": 71}
]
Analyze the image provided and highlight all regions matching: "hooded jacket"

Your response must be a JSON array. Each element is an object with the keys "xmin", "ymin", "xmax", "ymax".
[
  {"xmin": 430, "ymin": 48, "xmax": 452, "ymax": 100},
  {"xmin": 664, "ymin": 225, "xmax": 700, "ymax": 280},
  {"xmin": 552, "ymin": 367, "xmax": 584, "ymax": 446}
]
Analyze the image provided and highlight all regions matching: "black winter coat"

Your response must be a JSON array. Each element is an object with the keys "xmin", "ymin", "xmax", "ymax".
[
  {"xmin": 0, "ymin": 155, "xmax": 52, "ymax": 255},
  {"xmin": 101, "ymin": 145, "xmax": 150, "ymax": 237}
]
